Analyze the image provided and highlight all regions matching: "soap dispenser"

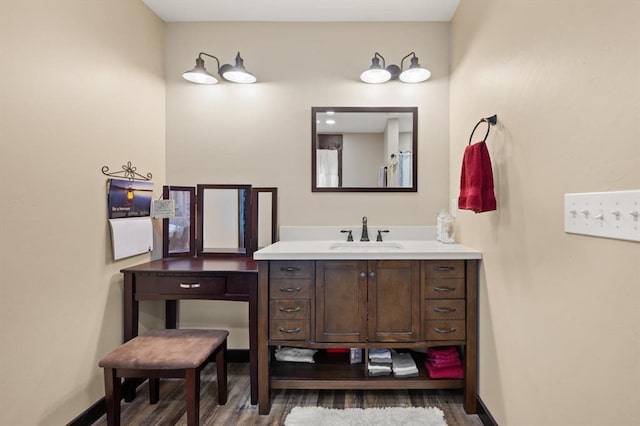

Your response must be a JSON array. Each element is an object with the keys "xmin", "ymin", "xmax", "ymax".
[
  {"xmin": 436, "ymin": 210, "xmax": 447, "ymax": 242},
  {"xmin": 441, "ymin": 212, "xmax": 456, "ymax": 243}
]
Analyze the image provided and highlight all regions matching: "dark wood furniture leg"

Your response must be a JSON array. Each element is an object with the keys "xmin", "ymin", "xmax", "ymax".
[
  {"xmin": 257, "ymin": 262, "xmax": 271, "ymax": 414},
  {"xmin": 185, "ymin": 368, "xmax": 200, "ymax": 426},
  {"xmin": 166, "ymin": 300, "xmax": 178, "ymax": 329},
  {"xmin": 464, "ymin": 259, "xmax": 479, "ymax": 413},
  {"xmin": 122, "ymin": 273, "xmax": 138, "ymax": 402},
  {"xmin": 103, "ymin": 368, "xmax": 121, "ymax": 426},
  {"xmin": 249, "ymin": 278, "xmax": 258, "ymax": 404},
  {"xmin": 216, "ymin": 340, "xmax": 228, "ymax": 404},
  {"xmin": 149, "ymin": 378, "xmax": 160, "ymax": 404}
]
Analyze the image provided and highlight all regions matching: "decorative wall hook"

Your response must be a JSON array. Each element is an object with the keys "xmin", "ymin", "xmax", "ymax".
[{"xmin": 102, "ymin": 161, "xmax": 152, "ymax": 181}]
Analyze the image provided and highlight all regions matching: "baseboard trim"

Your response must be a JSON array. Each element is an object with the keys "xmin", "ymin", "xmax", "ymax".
[
  {"xmin": 476, "ymin": 396, "xmax": 498, "ymax": 426},
  {"xmin": 67, "ymin": 349, "xmax": 249, "ymax": 426}
]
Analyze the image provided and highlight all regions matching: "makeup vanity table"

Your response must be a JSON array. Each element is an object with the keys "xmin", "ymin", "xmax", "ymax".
[
  {"xmin": 120, "ymin": 256, "xmax": 259, "ymax": 404},
  {"xmin": 118, "ymin": 184, "xmax": 278, "ymax": 405}
]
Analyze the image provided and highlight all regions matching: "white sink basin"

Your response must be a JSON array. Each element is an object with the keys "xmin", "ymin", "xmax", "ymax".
[{"xmin": 329, "ymin": 241, "xmax": 404, "ymax": 251}]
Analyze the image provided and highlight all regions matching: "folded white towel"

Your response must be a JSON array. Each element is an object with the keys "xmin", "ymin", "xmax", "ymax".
[{"xmin": 275, "ymin": 347, "xmax": 317, "ymax": 363}]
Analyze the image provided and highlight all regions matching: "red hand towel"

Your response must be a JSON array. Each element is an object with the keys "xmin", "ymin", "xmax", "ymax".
[
  {"xmin": 426, "ymin": 346, "xmax": 459, "ymax": 357},
  {"xmin": 458, "ymin": 141, "xmax": 497, "ymax": 213},
  {"xmin": 424, "ymin": 362, "xmax": 464, "ymax": 379},
  {"xmin": 426, "ymin": 357, "xmax": 462, "ymax": 368}
]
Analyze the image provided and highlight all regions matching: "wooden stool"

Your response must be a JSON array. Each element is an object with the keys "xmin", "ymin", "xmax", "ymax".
[{"xmin": 99, "ymin": 329, "xmax": 228, "ymax": 426}]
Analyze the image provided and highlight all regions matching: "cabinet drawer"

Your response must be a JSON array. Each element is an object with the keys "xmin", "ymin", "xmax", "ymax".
[
  {"xmin": 269, "ymin": 320, "xmax": 310, "ymax": 340},
  {"xmin": 136, "ymin": 275, "xmax": 225, "ymax": 296},
  {"xmin": 425, "ymin": 300, "xmax": 465, "ymax": 320},
  {"xmin": 270, "ymin": 261, "xmax": 313, "ymax": 279},
  {"xmin": 423, "ymin": 260, "xmax": 465, "ymax": 279},
  {"xmin": 270, "ymin": 279, "xmax": 312, "ymax": 299},
  {"xmin": 424, "ymin": 278, "xmax": 465, "ymax": 299},
  {"xmin": 424, "ymin": 320, "xmax": 466, "ymax": 341},
  {"xmin": 270, "ymin": 300, "xmax": 310, "ymax": 320}
]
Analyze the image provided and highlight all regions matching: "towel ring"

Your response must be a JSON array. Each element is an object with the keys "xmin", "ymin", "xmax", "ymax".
[{"xmin": 468, "ymin": 114, "xmax": 498, "ymax": 145}]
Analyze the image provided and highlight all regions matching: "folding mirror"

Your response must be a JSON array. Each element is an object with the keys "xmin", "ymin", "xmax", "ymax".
[
  {"xmin": 251, "ymin": 187, "xmax": 278, "ymax": 253},
  {"xmin": 162, "ymin": 186, "xmax": 196, "ymax": 258},
  {"xmin": 197, "ymin": 184, "xmax": 252, "ymax": 256}
]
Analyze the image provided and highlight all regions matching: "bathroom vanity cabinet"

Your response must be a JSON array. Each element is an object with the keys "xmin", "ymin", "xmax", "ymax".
[{"xmin": 256, "ymin": 257, "xmax": 479, "ymax": 415}]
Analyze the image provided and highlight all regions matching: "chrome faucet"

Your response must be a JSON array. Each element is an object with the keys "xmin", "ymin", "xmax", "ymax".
[{"xmin": 360, "ymin": 216, "xmax": 369, "ymax": 241}]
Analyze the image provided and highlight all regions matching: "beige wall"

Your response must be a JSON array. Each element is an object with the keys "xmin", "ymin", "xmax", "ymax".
[
  {"xmin": 164, "ymin": 22, "xmax": 452, "ymax": 346},
  {"xmin": 0, "ymin": 1, "xmax": 165, "ymax": 424},
  {"xmin": 451, "ymin": 1, "xmax": 640, "ymax": 425}
]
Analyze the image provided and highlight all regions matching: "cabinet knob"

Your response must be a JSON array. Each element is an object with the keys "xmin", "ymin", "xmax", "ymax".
[
  {"xmin": 434, "ymin": 286, "xmax": 455, "ymax": 292},
  {"xmin": 369, "ymin": 271, "xmax": 376, "ymax": 278},
  {"xmin": 278, "ymin": 327, "xmax": 301, "ymax": 334},
  {"xmin": 433, "ymin": 266, "xmax": 455, "ymax": 272},
  {"xmin": 279, "ymin": 287, "xmax": 302, "ymax": 293},
  {"xmin": 179, "ymin": 283, "xmax": 200, "ymax": 289},
  {"xmin": 279, "ymin": 306, "xmax": 301, "ymax": 313},
  {"xmin": 359, "ymin": 272, "xmax": 367, "ymax": 278},
  {"xmin": 435, "ymin": 327, "xmax": 457, "ymax": 333}
]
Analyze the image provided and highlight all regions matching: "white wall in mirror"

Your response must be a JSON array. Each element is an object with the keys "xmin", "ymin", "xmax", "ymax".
[
  {"xmin": 202, "ymin": 189, "xmax": 239, "ymax": 249},
  {"xmin": 257, "ymin": 192, "xmax": 273, "ymax": 248}
]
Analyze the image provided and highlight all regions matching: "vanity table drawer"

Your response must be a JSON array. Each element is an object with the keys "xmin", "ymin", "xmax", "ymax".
[
  {"xmin": 270, "ymin": 300, "xmax": 310, "ymax": 320},
  {"xmin": 270, "ymin": 320, "xmax": 310, "ymax": 340},
  {"xmin": 423, "ymin": 260, "xmax": 465, "ymax": 279},
  {"xmin": 136, "ymin": 275, "xmax": 226, "ymax": 296},
  {"xmin": 424, "ymin": 278, "xmax": 465, "ymax": 299},
  {"xmin": 425, "ymin": 300, "xmax": 465, "ymax": 320},
  {"xmin": 424, "ymin": 320, "xmax": 466, "ymax": 341},
  {"xmin": 270, "ymin": 279, "xmax": 312, "ymax": 299},
  {"xmin": 270, "ymin": 261, "xmax": 314, "ymax": 279}
]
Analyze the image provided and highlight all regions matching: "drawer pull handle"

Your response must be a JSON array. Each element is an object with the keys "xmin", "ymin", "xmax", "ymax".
[
  {"xmin": 279, "ymin": 287, "xmax": 302, "ymax": 293},
  {"xmin": 434, "ymin": 307, "xmax": 456, "ymax": 313},
  {"xmin": 179, "ymin": 283, "xmax": 201, "ymax": 289},
  {"xmin": 434, "ymin": 266, "xmax": 455, "ymax": 271},
  {"xmin": 434, "ymin": 286, "xmax": 455, "ymax": 292},
  {"xmin": 278, "ymin": 327, "xmax": 301, "ymax": 334},
  {"xmin": 435, "ymin": 327, "xmax": 457, "ymax": 333},
  {"xmin": 280, "ymin": 266, "xmax": 302, "ymax": 272},
  {"xmin": 279, "ymin": 306, "xmax": 301, "ymax": 313}
]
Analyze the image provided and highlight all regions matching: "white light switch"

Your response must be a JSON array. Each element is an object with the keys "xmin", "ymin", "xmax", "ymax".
[{"xmin": 564, "ymin": 190, "xmax": 640, "ymax": 242}]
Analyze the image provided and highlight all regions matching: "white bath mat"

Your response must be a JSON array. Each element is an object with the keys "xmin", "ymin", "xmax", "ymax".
[{"xmin": 284, "ymin": 406, "xmax": 447, "ymax": 425}]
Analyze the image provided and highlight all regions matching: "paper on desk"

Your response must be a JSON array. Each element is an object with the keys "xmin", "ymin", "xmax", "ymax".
[{"xmin": 108, "ymin": 217, "xmax": 153, "ymax": 260}]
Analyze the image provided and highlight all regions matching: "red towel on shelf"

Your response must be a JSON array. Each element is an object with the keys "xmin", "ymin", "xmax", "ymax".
[
  {"xmin": 424, "ymin": 362, "xmax": 464, "ymax": 379},
  {"xmin": 458, "ymin": 141, "xmax": 497, "ymax": 213},
  {"xmin": 426, "ymin": 357, "xmax": 462, "ymax": 368},
  {"xmin": 426, "ymin": 346, "xmax": 459, "ymax": 358}
]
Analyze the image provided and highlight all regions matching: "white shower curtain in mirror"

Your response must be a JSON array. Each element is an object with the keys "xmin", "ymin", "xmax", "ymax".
[
  {"xmin": 317, "ymin": 149, "xmax": 339, "ymax": 187},
  {"xmin": 399, "ymin": 151, "xmax": 412, "ymax": 188}
]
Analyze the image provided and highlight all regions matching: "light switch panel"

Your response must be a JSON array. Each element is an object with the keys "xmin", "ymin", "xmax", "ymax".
[{"xmin": 564, "ymin": 190, "xmax": 640, "ymax": 242}]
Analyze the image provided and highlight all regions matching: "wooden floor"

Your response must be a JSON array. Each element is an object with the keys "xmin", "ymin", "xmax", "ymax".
[{"xmin": 93, "ymin": 363, "xmax": 483, "ymax": 425}]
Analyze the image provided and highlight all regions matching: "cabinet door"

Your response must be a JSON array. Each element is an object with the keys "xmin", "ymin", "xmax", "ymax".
[
  {"xmin": 315, "ymin": 260, "xmax": 368, "ymax": 342},
  {"xmin": 367, "ymin": 260, "xmax": 420, "ymax": 342}
]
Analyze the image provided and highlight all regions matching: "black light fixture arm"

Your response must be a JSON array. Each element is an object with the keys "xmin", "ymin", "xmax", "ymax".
[
  {"xmin": 400, "ymin": 51, "xmax": 417, "ymax": 70},
  {"xmin": 198, "ymin": 52, "xmax": 221, "ymax": 72},
  {"xmin": 373, "ymin": 52, "xmax": 386, "ymax": 68}
]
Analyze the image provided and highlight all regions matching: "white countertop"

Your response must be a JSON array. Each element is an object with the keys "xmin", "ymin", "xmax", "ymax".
[{"xmin": 253, "ymin": 240, "xmax": 482, "ymax": 260}]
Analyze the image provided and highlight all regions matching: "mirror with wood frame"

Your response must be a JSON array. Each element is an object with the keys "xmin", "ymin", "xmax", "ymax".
[
  {"xmin": 197, "ymin": 184, "xmax": 252, "ymax": 256},
  {"xmin": 312, "ymin": 106, "xmax": 418, "ymax": 192},
  {"xmin": 162, "ymin": 184, "xmax": 278, "ymax": 257},
  {"xmin": 162, "ymin": 186, "xmax": 196, "ymax": 258}
]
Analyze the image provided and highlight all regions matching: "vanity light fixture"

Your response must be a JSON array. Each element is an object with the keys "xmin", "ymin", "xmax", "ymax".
[
  {"xmin": 360, "ymin": 51, "xmax": 431, "ymax": 84},
  {"xmin": 182, "ymin": 52, "xmax": 257, "ymax": 84}
]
